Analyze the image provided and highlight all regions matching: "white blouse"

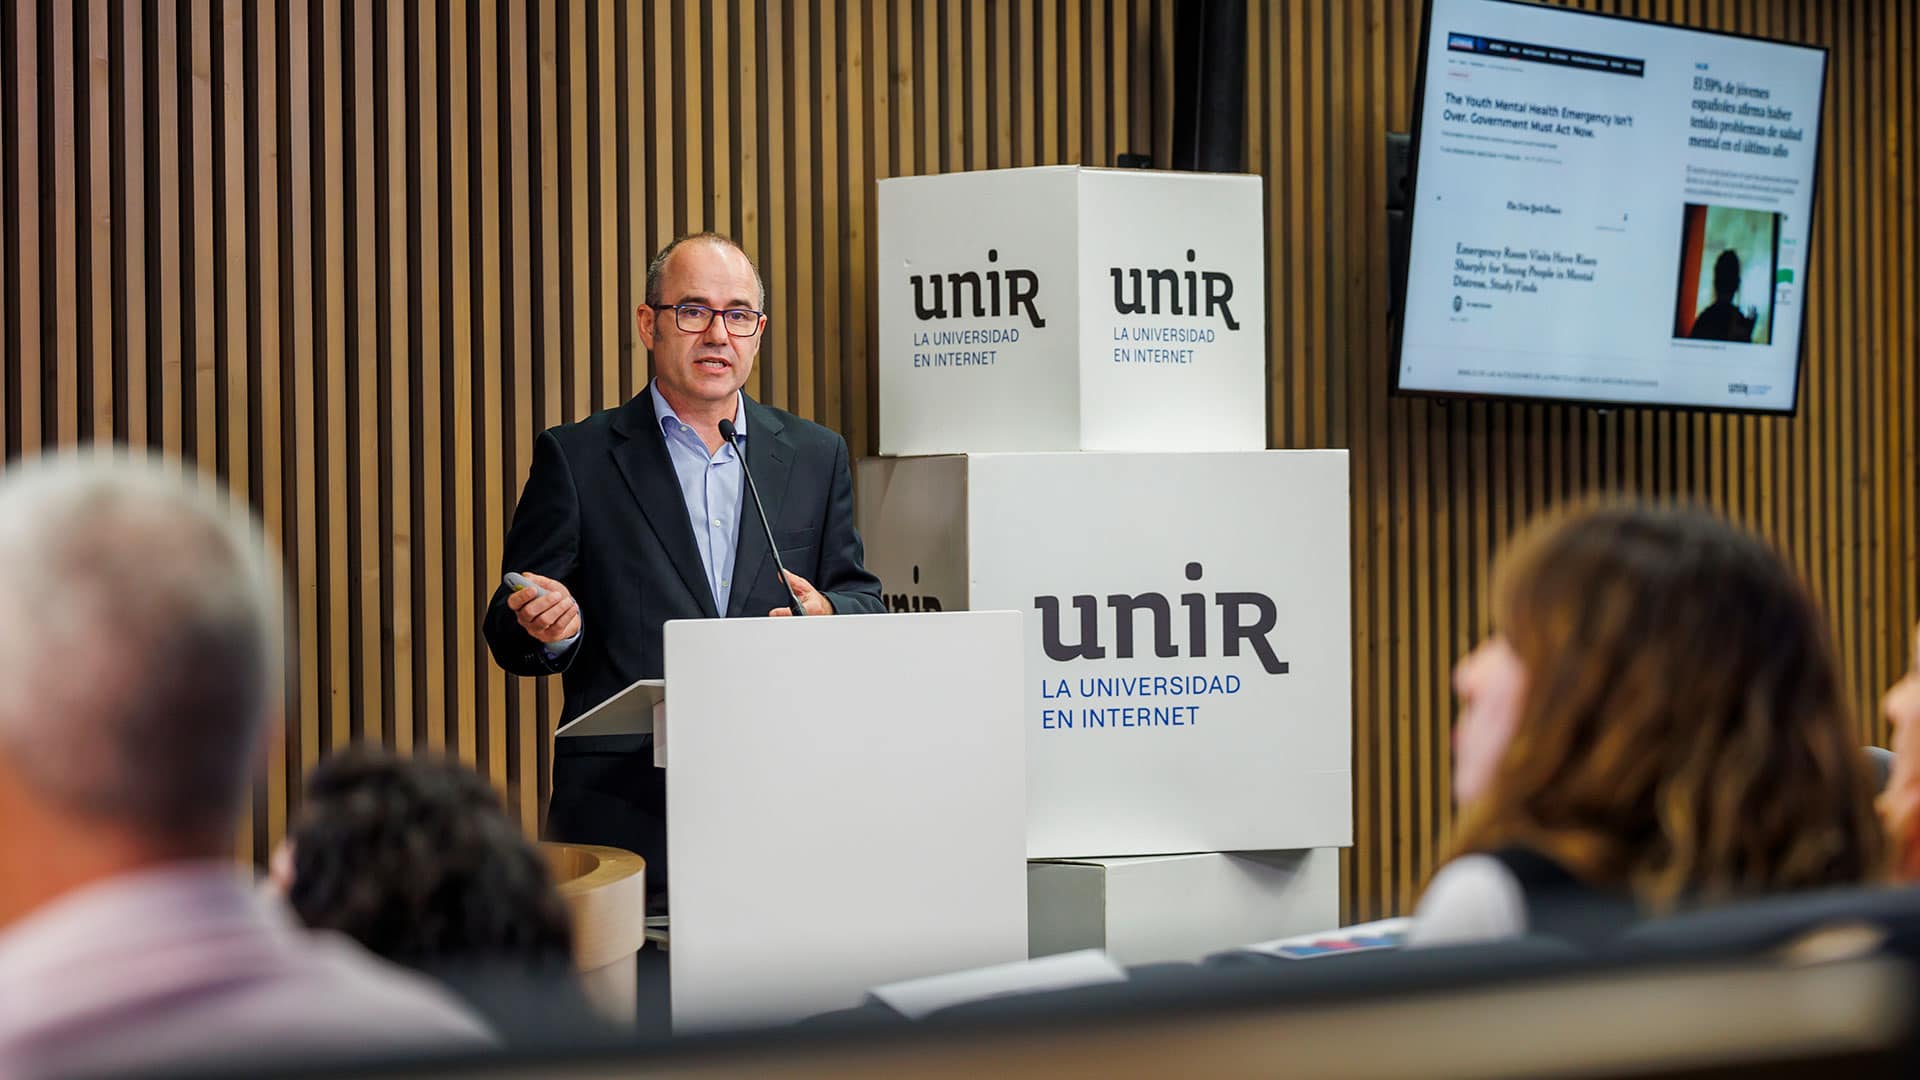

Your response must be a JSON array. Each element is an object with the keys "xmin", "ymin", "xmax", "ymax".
[{"xmin": 1405, "ymin": 854, "xmax": 1531, "ymax": 948}]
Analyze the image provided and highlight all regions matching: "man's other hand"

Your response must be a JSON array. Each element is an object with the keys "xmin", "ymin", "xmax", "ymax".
[{"xmin": 769, "ymin": 570, "xmax": 835, "ymax": 617}]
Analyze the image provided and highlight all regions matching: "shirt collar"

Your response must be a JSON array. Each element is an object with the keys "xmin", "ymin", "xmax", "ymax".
[{"xmin": 651, "ymin": 380, "xmax": 745, "ymax": 442}]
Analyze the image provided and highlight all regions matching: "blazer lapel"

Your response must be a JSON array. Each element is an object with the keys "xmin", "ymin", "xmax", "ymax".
[
  {"xmin": 610, "ymin": 387, "xmax": 721, "ymax": 619},
  {"xmin": 727, "ymin": 395, "xmax": 798, "ymax": 617}
]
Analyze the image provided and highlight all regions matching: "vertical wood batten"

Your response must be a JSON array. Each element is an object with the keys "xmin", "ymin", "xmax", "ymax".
[
  {"xmin": 447, "ymin": 0, "xmax": 478, "ymax": 766},
  {"xmin": 86, "ymin": 0, "xmax": 113, "ymax": 441},
  {"xmin": 259, "ymin": 0, "xmax": 292, "ymax": 842}
]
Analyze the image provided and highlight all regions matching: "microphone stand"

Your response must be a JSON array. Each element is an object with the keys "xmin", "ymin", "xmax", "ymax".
[{"xmin": 720, "ymin": 417, "xmax": 806, "ymax": 616}]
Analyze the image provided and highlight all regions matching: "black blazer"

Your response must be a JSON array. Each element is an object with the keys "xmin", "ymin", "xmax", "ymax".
[{"xmin": 483, "ymin": 387, "xmax": 885, "ymax": 726}]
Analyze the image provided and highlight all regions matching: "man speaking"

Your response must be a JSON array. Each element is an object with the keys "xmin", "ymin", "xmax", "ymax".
[{"xmin": 483, "ymin": 232, "xmax": 884, "ymax": 906}]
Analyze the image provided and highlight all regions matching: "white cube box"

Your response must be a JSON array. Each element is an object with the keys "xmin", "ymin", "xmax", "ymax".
[
  {"xmin": 877, "ymin": 166, "xmax": 1268, "ymax": 455},
  {"xmin": 856, "ymin": 451, "xmax": 1353, "ymax": 860},
  {"xmin": 1028, "ymin": 850, "xmax": 1342, "ymax": 965}
]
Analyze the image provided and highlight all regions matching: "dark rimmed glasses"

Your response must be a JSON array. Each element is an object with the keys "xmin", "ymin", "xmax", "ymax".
[{"xmin": 659, "ymin": 303, "xmax": 767, "ymax": 337}]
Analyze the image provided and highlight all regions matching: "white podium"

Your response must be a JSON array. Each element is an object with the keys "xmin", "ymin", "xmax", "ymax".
[{"xmin": 660, "ymin": 611, "xmax": 1028, "ymax": 1031}]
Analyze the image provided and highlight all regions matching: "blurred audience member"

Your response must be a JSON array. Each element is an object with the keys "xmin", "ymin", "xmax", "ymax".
[
  {"xmin": 1410, "ymin": 501, "xmax": 1883, "ymax": 947},
  {"xmin": 1877, "ymin": 625, "xmax": 1920, "ymax": 878},
  {"xmin": 0, "ymin": 451, "xmax": 491, "ymax": 1079},
  {"xmin": 273, "ymin": 748, "xmax": 610, "ymax": 1042}
]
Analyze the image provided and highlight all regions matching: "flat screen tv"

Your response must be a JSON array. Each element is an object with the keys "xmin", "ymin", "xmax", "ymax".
[{"xmin": 1392, "ymin": 0, "xmax": 1827, "ymax": 413}]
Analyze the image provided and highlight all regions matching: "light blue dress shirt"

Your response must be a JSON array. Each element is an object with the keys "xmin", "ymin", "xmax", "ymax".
[
  {"xmin": 649, "ymin": 382, "xmax": 746, "ymax": 615},
  {"xmin": 543, "ymin": 382, "xmax": 745, "ymax": 660}
]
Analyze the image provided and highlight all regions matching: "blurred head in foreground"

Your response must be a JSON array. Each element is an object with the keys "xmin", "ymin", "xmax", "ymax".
[
  {"xmin": 0, "ymin": 451, "xmax": 490, "ymax": 1076},
  {"xmin": 1448, "ymin": 500, "xmax": 1882, "ymax": 914},
  {"xmin": 0, "ymin": 450, "xmax": 279, "ymax": 913},
  {"xmin": 1876, "ymin": 627, "xmax": 1920, "ymax": 878},
  {"xmin": 276, "ymin": 748, "xmax": 598, "ymax": 1040}
]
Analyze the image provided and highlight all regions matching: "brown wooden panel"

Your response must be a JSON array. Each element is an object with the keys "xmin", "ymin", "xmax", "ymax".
[
  {"xmin": 50, "ymin": 2, "xmax": 77, "ymax": 447},
  {"xmin": 154, "ymin": 0, "xmax": 182, "ymax": 457},
  {"xmin": 477, "ymin": 0, "xmax": 507, "ymax": 783},
  {"xmin": 86, "ymin": 0, "xmax": 112, "ymax": 440},
  {"xmin": 845, "ymin": 0, "xmax": 871, "ymax": 454},
  {"xmin": 259, "ymin": 0, "xmax": 292, "ymax": 845},
  {"xmin": 416, "ymin": 0, "xmax": 446, "ymax": 754},
  {"xmin": 187, "ymin": 1, "xmax": 215, "ymax": 470},
  {"xmin": 446, "ymin": 0, "xmax": 476, "ymax": 766},
  {"xmin": 593, "ymin": 0, "xmax": 618, "ymax": 414},
  {"xmin": 216, "ymin": 1, "xmax": 244, "ymax": 506},
  {"xmin": 215, "ymin": 0, "xmax": 248, "ymax": 861},
  {"xmin": 118, "ymin": 0, "xmax": 147, "ymax": 449},
  {"xmin": 1, "ymin": 2, "xmax": 1913, "ymax": 920},
  {"xmin": 819, "ymin": 0, "xmax": 843, "ymax": 428}
]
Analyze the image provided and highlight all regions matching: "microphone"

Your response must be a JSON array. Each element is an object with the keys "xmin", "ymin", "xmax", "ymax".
[{"xmin": 720, "ymin": 417, "xmax": 806, "ymax": 616}]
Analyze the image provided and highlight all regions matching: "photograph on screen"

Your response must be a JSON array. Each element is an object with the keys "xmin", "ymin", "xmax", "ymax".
[{"xmin": 1671, "ymin": 203, "xmax": 1780, "ymax": 345}]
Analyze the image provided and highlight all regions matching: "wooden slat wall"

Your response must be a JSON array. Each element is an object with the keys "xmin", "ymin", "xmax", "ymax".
[{"xmin": 1, "ymin": 2, "xmax": 1914, "ymax": 923}]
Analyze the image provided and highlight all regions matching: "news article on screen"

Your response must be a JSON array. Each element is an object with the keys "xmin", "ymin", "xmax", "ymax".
[{"xmin": 1397, "ymin": 0, "xmax": 1824, "ymax": 410}]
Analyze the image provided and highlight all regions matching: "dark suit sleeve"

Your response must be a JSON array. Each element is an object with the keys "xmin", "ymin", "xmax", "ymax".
[
  {"xmin": 816, "ymin": 433, "xmax": 887, "ymax": 616},
  {"xmin": 484, "ymin": 429, "xmax": 585, "ymax": 676}
]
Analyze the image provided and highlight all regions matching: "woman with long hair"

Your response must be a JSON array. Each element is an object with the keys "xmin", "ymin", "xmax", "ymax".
[{"xmin": 1409, "ymin": 501, "xmax": 1884, "ymax": 946}]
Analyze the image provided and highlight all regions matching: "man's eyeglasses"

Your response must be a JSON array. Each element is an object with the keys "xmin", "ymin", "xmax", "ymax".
[{"xmin": 658, "ymin": 303, "xmax": 767, "ymax": 337}]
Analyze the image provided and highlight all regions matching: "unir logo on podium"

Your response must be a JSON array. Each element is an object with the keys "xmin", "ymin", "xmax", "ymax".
[{"xmin": 1033, "ymin": 561, "xmax": 1289, "ymax": 676}]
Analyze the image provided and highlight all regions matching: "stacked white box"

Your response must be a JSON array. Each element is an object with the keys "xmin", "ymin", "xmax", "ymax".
[
  {"xmin": 865, "ymin": 168, "xmax": 1353, "ymax": 956},
  {"xmin": 1028, "ymin": 851, "xmax": 1342, "ymax": 966},
  {"xmin": 856, "ymin": 452, "xmax": 1352, "ymax": 860},
  {"xmin": 877, "ymin": 166, "xmax": 1267, "ymax": 455}
]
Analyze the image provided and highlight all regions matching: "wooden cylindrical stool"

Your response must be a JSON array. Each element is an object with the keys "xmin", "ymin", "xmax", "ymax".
[{"xmin": 542, "ymin": 842, "xmax": 648, "ymax": 1025}]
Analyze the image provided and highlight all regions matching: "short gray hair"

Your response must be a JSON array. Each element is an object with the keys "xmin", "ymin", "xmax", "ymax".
[
  {"xmin": 0, "ymin": 450, "xmax": 281, "ymax": 841},
  {"xmin": 644, "ymin": 231, "xmax": 767, "ymax": 310}
]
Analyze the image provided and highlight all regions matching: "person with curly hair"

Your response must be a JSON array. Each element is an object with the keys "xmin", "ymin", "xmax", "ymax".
[{"xmin": 271, "ymin": 748, "xmax": 610, "ymax": 1043}]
